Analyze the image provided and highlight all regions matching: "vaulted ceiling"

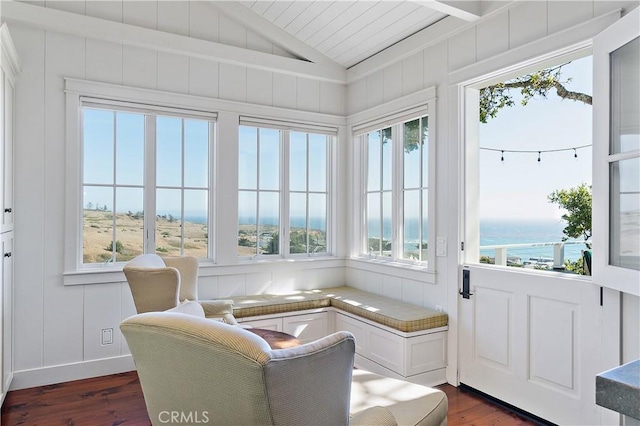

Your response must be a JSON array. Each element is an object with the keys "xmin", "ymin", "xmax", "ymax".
[{"xmin": 215, "ymin": 1, "xmax": 485, "ymax": 69}]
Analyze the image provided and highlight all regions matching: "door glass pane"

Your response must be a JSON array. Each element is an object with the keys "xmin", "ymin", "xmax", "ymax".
[
  {"xmin": 610, "ymin": 157, "xmax": 640, "ymax": 270},
  {"xmin": 156, "ymin": 116, "xmax": 182, "ymax": 187},
  {"xmin": 367, "ymin": 193, "xmax": 380, "ymax": 255},
  {"xmin": 115, "ymin": 187, "xmax": 143, "ymax": 262},
  {"xmin": 403, "ymin": 189, "xmax": 420, "ymax": 260},
  {"xmin": 367, "ymin": 131, "xmax": 381, "ymax": 191},
  {"xmin": 382, "ymin": 128, "xmax": 392, "ymax": 191},
  {"xmin": 422, "ymin": 116, "xmax": 429, "ymax": 188},
  {"xmin": 422, "ymin": 189, "xmax": 429, "ymax": 262},
  {"xmin": 382, "ymin": 191, "xmax": 392, "ymax": 257},
  {"xmin": 610, "ymin": 37, "xmax": 640, "ymax": 154},
  {"xmin": 404, "ymin": 119, "xmax": 420, "ymax": 189}
]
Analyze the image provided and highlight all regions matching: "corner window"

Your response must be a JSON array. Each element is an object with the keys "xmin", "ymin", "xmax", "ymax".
[
  {"xmin": 80, "ymin": 100, "xmax": 215, "ymax": 265},
  {"xmin": 238, "ymin": 123, "xmax": 334, "ymax": 258},
  {"xmin": 359, "ymin": 113, "xmax": 433, "ymax": 266}
]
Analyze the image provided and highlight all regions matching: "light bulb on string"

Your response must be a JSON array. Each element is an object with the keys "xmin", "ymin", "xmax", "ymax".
[
  {"xmin": 501, "ymin": 150, "xmax": 504, "ymax": 163},
  {"xmin": 537, "ymin": 151, "xmax": 541, "ymax": 163},
  {"xmin": 574, "ymin": 148, "xmax": 578, "ymax": 160}
]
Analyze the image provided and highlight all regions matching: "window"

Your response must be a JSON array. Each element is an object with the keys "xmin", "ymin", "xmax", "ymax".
[
  {"xmin": 359, "ymin": 114, "xmax": 432, "ymax": 265},
  {"xmin": 238, "ymin": 124, "xmax": 333, "ymax": 258},
  {"xmin": 81, "ymin": 100, "xmax": 215, "ymax": 265}
]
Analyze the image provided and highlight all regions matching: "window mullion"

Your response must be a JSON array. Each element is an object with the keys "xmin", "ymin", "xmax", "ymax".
[
  {"xmin": 255, "ymin": 130, "xmax": 261, "ymax": 257},
  {"xmin": 110, "ymin": 111, "xmax": 117, "ymax": 262},
  {"xmin": 180, "ymin": 119, "xmax": 186, "ymax": 256},
  {"xmin": 144, "ymin": 115, "xmax": 157, "ymax": 254},
  {"xmin": 282, "ymin": 130, "xmax": 290, "ymax": 257}
]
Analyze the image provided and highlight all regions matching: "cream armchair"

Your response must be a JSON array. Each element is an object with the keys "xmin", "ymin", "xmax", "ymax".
[
  {"xmin": 123, "ymin": 254, "xmax": 238, "ymax": 324},
  {"xmin": 121, "ymin": 307, "xmax": 399, "ymax": 426}
]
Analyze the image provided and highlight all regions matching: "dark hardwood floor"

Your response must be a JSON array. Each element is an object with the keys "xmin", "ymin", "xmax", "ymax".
[{"xmin": 2, "ymin": 371, "xmax": 539, "ymax": 426}]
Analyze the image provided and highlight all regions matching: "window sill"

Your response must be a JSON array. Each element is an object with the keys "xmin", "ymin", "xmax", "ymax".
[
  {"xmin": 346, "ymin": 257, "xmax": 437, "ymax": 284},
  {"xmin": 63, "ymin": 266, "xmax": 126, "ymax": 286}
]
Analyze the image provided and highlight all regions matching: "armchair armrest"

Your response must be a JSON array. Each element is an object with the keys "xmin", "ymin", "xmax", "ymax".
[
  {"xmin": 198, "ymin": 299, "xmax": 238, "ymax": 325},
  {"xmin": 350, "ymin": 406, "xmax": 397, "ymax": 426}
]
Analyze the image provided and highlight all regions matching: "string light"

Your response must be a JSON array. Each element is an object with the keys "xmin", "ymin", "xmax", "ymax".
[{"xmin": 479, "ymin": 144, "xmax": 591, "ymax": 163}]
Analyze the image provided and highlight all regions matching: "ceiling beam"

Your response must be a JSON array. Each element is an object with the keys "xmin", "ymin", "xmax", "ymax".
[
  {"xmin": 413, "ymin": 0, "xmax": 482, "ymax": 21},
  {"xmin": 209, "ymin": 0, "xmax": 345, "ymax": 73},
  {"xmin": 2, "ymin": 0, "xmax": 347, "ymax": 83}
]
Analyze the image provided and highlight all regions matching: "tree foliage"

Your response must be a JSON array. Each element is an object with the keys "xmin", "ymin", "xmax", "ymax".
[
  {"xmin": 480, "ymin": 63, "xmax": 592, "ymax": 123},
  {"xmin": 548, "ymin": 183, "xmax": 592, "ymax": 244}
]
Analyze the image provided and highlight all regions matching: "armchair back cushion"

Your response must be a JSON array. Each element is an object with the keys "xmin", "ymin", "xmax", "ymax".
[
  {"xmin": 121, "ymin": 312, "xmax": 356, "ymax": 426},
  {"xmin": 122, "ymin": 254, "xmax": 180, "ymax": 313}
]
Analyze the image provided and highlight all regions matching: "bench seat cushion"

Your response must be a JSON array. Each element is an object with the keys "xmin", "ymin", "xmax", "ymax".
[
  {"xmin": 320, "ymin": 287, "xmax": 448, "ymax": 333},
  {"xmin": 231, "ymin": 291, "xmax": 330, "ymax": 318}
]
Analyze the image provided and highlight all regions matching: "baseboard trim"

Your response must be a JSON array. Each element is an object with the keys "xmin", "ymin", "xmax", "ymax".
[{"xmin": 10, "ymin": 355, "xmax": 135, "ymax": 391}]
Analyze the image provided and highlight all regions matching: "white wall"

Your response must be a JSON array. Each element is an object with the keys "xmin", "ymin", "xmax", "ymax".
[{"xmin": 9, "ymin": 0, "xmax": 347, "ymax": 389}]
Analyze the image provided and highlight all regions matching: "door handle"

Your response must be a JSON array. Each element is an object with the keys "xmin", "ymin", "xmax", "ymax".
[{"xmin": 460, "ymin": 269, "xmax": 473, "ymax": 299}]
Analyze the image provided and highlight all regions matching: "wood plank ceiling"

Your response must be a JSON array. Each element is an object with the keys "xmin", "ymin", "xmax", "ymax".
[{"xmin": 238, "ymin": 1, "xmax": 447, "ymax": 68}]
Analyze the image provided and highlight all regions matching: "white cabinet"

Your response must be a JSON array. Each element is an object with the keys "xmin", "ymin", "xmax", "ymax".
[
  {"xmin": 0, "ymin": 23, "xmax": 19, "ymax": 405},
  {"xmin": 240, "ymin": 311, "xmax": 329, "ymax": 344},
  {"xmin": 335, "ymin": 312, "xmax": 447, "ymax": 386}
]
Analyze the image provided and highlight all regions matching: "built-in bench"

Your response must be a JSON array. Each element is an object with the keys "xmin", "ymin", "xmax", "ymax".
[{"xmin": 230, "ymin": 286, "xmax": 448, "ymax": 386}]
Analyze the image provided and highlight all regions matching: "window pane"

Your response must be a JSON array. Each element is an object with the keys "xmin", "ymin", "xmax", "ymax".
[
  {"xmin": 367, "ymin": 192, "xmax": 380, "ymax": 255},
  {"xmin": 115, "ymin": 112, "xmax": 144, "ymax": 186},
  {"xmin": 610, "ymin": 37, "xmax": 639, "ymax": 154},
  {"xmin": 238, "ymin": 191, "xmax": 257, "ymax": 256},
  {"xmin": 83, "ymin": 185, "xmax": 113, "ymax": 264},
  {"xmin": 309, "ymin": 193, "xmax": 327, "ymax": 254},
  {"xmin": 308, "ymin": 134, "xmax": 327, "ymax": 192},
  {"xmin": 239, "ymin": 126, "xmax": 258, "ymax": 190},
  {"xmin": 115, "ymin": 187, "xmax": 143, "ymax": 262},
  {"xmin": 422, "ymin": 116, "xmax": 429, "ymax": 188},
  {"xmin": 83, "ymin": 109, "xmax": 114, "ymax": 185},
  {"xmin": 382, "ymin": 191, "xmax": 392, "ymax": 257},
  {"xmin": 610, "ymin": 157, "xmax": 640, "ymax": 270},
  {"xmin": 422, "ymin": 189, "xmax": 429, "ymax": 262},
  {"xmin": 184, "ymin": 119, "xmax": 209, "ymax": 188},
  {"xmin": 183, "ymin": 190, "xmax": 208, "ymax": 258},
  {"xmin": 290, "ymin": 132, "xmax": 307, "ymax": 192},
  {"xmin": 382, "ymin": 128, "xmax": 392, "ymax": 191},
  {"xmin": 404, "ymin": 119, "xmax": 421, "ymax": 189},
  {"xmin": 156, "ymin": 116, "xmax": 182, "ymax": 187},
  {"xmin": 156, "ymin": 188, "xmax": 182, "ymax": 256},
  {"xmin": 259, "ymin": 128, "xmax": 280, "ymax": 191},
  {"xmin": 403, "ymin": 190, "xmax": 420, "ymax": 260},
  {"xmin": 290, "ymin": 192, "xmax": 307, "ymax": 254},
  {"xmin": 367, "ymin": 131, "xmax": 381, "ymax": 191},
  {"xmin": 259, "ymin": 192, "xmax": 279, "ymax": 255}
]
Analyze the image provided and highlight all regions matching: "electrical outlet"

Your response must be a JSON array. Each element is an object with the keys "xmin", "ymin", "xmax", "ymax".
[{"xmin": 101, "ymin": 328, "xmax": 113, "ymax": 345}]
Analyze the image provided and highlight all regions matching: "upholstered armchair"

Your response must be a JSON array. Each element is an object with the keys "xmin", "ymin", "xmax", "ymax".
[
  {"xmin": 121, "ymin": 306, "xmax": 400, "ymax": 426},
  {"xmin": 123, "ymin": 254, "xmax": 238, "ymax": 324}
]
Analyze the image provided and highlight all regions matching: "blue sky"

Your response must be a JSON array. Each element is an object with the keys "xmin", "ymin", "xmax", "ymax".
[{"xmin": 478, "ymin": 55, "xmax": 593, "ymax": 220}]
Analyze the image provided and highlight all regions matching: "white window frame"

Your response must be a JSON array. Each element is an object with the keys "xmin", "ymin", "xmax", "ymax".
[
  {"xmin": 237, "ymin": 118, "xmax": 336, "ymax": 260},
  {"xmin": 593, "ymin": 8, "xmax": 640, "ymax": 296},
  {"xmin": 348, "ymin": 88, "xmax": 437, "ymax": 275},
  {"xmin": 64, "ymin": 79, "xmax": 218, "ymax": 283}
]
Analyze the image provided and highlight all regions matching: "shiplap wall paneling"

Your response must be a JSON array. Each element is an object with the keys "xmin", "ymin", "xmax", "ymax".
[
  {"xmin": 247, "ymin": 68, "xmax": 273, "ymax": 106},
  {"xmin": 382, "ymin": 62, "xmax": 403, "ymax": 103},
  {"xmin": 85, "ymin": 0, "xmax": 122, "ymax": 22},
  {"xmin": 190, "ymin": 1, "xmax": 219, "ymax": 43},
  {"xmin": 273, "ymin": 73, "xmax": 297, "ymax": 110},
  {"xmin": 43, "ymin": 31, "xmax": 85, "ymax": 367},
  {"xmin": 196, "ymin": 275, "xmax": 219, "ymax": 301},
  {"xmin": 86, "ymin": 39, "xmax": 123, "ymax": 85},
  {"xmin": 119, "ymin": 281, "xmax": 137, "ymax": 355},
  {"xmin": 402, "ymin": 51, "xmax": 424, "ymax": 97},
  {"xmin": 122, "ymin": 46, "xmax": 157, "ymax": 90},
  {"xmin": 476, "ymin": 12, "xmax": 509, "ymax": 62},
  {"xmin": 157, "ymin": 52, "xmax": 189, "ymax": 94},
  {"xmin": 157, "ymin": 0, "xmax": 189, "ymax": 36},
  {"xmin": 219, "ymin": 63, "xmax": 247, "ymax": 102},
  {"xmin": 11, "ymin": 24, "xmax": 45, "ymax": 372},
  {"xmin": 366, "ymin": 70, "xmax": 384, "ymax": 110},
  {"xmin": 296, "ymin": 77, "xmax": 320, "ymax": 112},
  {"xmin": 319, "ymin": 81, "xmax": 344, "ymax": 115},
  {"xmin": 188, "ymin": 58, "xmax": 219, "ymax": 98},
  {"xmin": 509, "ymin": 2, "xmax": 547, "ymax": 50},
  {"xmin": 84, "ymin": 283, "xmax": 122, "ymax": 361},
  {"xmin": 218, "ymin": 275, "xmax": 247, "ymax": 298}
]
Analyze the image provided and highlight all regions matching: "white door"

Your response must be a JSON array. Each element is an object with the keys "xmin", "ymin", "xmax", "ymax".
[{"xmin": 458, "ymin": 10, "xmax": 639, "ymax": 425}]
